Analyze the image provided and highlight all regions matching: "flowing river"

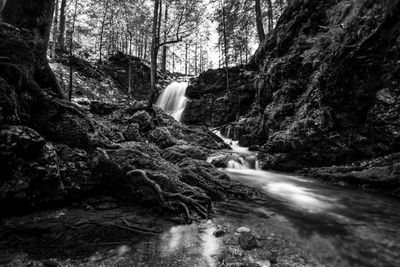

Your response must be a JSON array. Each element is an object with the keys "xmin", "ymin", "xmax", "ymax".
[{"xmin": 152, "ymin": 82, "xmax": 400, "ymax": 267}]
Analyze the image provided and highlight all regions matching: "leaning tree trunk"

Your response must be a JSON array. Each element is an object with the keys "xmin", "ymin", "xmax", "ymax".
[{"xmin": 2, "ymin": 0, "xmax": 63, "ymax": 98}]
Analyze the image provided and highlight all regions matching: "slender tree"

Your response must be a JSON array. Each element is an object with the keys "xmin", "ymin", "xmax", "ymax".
[
  {"xmin": 149, "ymin": 0, "xmax": 160, "ymax": 107},
  {"xmin": 51, "ymin": 0, "xmax": 59, "ymax": 58},
  {"xmin": 98, "ymin": 0, "xmax": 110, "ymax": 63},
  {"xmin": 161, "ymin": 1, "xmax": 169, "ymax": 73},
  {"xmin": 68, "ymin": 0, "xmax": 78, "ymax": 101},
  {"xmin": 222, "ymin": 1, "xmax": 229, "ymax": 91},
  {"xmin": 267, "ymin": 0, "xmax": 273, "ymax": 32},
  {"xmin": 58, "ymin": 0, "xmax": 66, "ymax": 51},
  {"xmin": 128, "ymin": 29, "xmax": 133, "ymax": 98},
  {"xmin": 255, "ymin": 0, "xmax": 265, "ymax": 42}
]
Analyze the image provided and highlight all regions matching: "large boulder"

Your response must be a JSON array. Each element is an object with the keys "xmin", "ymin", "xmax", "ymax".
[
  {"xmin": 128, "ymin": 110, "xmax": 155, "ymax": 132},
  {"xmin": 148, "ymin": 127, "xmax": 177, "ymax": 149},
  {"xmin": 301, "ymin": 153, "xmax": 400, "ymax": 197},
  {"xmin": 0, "ymin": 126, "xmax": 65, "ymax": 213},
  {"xmin": 162, "ymin": 145, "xmax": 209, "ymax": 163}
]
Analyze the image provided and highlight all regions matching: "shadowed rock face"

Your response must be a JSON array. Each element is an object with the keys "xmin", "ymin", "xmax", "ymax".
[
  {"xmin": 182, "ymin": 67, "xmax": 257, "ymax": 127},
  {"xmin": 183, "ymin": 0, "xmax": 400, "ymax": 171},
  {"xmin": 251, "ymin": 0, "xmax": 400, "ymax": 171},
  {"xmin": 180, "ymin": 0, "xmax": 400, "ymax": 193}
]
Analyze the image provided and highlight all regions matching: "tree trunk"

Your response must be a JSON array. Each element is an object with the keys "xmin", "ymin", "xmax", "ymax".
[
  {"xmin": 185, "ymin": 42, "xmax": 188, "ymax": 76},
  {"xmin": 161, "ymin": 1, "xmax": 168, "ymax": 73},
  {"xmin": 58, "ymin": 0, "xmax": 66, "ymax": 51},
  {"xmin": 222, "ymin": 3, "xmax": 229, "ymax": 91},
  {"xmin": 144, "ymin": 37, "xmax": 148, "ymax": 60},
  {"xmin": 68, "ymin": 0, "xmax": 78, "ymax": 101},
  {"xmin": 51, "ymin": 0, "xmax": 59, "ymax": 59},
  {"xmin": 3, "ymin": 0, "xmax": 63, "ymax": 98},
  {"xmin": 267, "ymin": 0, "xmax": 273, "ymax": 32},
  {"xmin": 255, "ymin": 0, "xmax": 265, "ymax": 43},
  {"xmin": 149, "ymin": 0, "xmax": 160, "ymax": 107},
  {"xmin": 194, "ymin": 43, "xmax": 198, "ymax": 75},
  {"xmin": 128, "ymin": 30, "xmax": 133, "ymax": 98},
  {"xmin": 99, "ymin": 0, "xmax": 110, "ymax": 63},
  {"xmin": 172, "ymin": 45, "xmax": 175, "ymax": 73}
]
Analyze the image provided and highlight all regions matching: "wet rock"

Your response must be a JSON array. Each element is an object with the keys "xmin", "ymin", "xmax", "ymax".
[
  {"xmin": 122, "ymin": 123, "xmax": 142, "ymax": 142},
  {"xmin": 236, "ymin": 227, "xmax": 251, "ymax": 233},
  {"xmin": 0, "ymin": 77, "xmax": 20, "ymax": 124},
  {"xmin": 90, "ymin": 101, "xmax": 120, "ymax": 116},
  {"xmin": 0, "ymin": 126, "xmax": 66, "ymax": 213},
  {"xmin": 128, "ymin": 110, "xmax": 154, "ymax": 132},
  {"xmin": 208, "ymin": 154, "xmax": 233, "ymax": 168},
  {"xmin": 54, "ymin": 144, "xmax": 90, "ymax": 190},
  {"xmin": 0, "ymin": 125, "xmax": 46, "ymax": 159},
  {"xmin": 41, "ymin": 259, "xmax": 60, "ymax": 267},
  {"xmin": 238, "ymin": 231, "xmax": 261, "ymax": 250},
  {"xmin": 162, "ymin": 145, "xmax": 208, "ymax": 163},
  {"xmin": 214, "ymin": 226, "xmax": 228, "ymax": 237},
  {"xmin": 258, "ymin": 153, "xmax": 303, "ymax": 172},
  {"xmin": 148, "ymin": 127, "xmax": 177, "ymax": 148},
  {"xmin": 249, "ymin": 145, "xmax": 260, "ymax": 151},
  {"xmin": 376, "ymin": 88, "xmax": 396, "ymax": 105},
  {"xmin": 301, "ymin": 153, "xmax": 400, "ymax": 196},
  {"xmin": 238, "ymin": 134, "xmax": 254, "ymax": 147},
  {"xmin": 223, "ymin": 234, "xmax": 240, "ymax": 246}
]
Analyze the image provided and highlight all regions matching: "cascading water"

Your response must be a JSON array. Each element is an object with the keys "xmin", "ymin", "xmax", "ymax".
[
  {"xmin": 213, "ymin": 131, "xmax": 257, "ymax": 170},
  {"xmin": 156, "ymin": 82, "xmax": 189, "ymax": 122}
]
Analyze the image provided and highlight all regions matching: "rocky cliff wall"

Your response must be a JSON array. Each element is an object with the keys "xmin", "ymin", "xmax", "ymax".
[{"xmin": 183, "ymin": 0, "xmax": 400, "ymax": 194}]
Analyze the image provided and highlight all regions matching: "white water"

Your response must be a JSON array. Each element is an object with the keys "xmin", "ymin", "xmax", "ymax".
[
  {"xmin": 213, "ymin": 130, "xmax": 337, "ymax": 213},
  {"xmin": 156, "ymin": 82, "xmax": 189, "ymax": 122}
]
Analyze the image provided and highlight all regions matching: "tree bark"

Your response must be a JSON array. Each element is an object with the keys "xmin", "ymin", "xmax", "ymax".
[
  {"xmin": 68, "ymin": 0, "xmax": 78, "ymax": 101},
  {"xmin": 0, "ymin": 0, "xmax": 6, "ymax": 20},
  {"xmin": 99, "ymin": 0, "xmax": 110, "ymax": 63},
  {"xmin": 255, "ymin": 0, "xmax": 265, "ymax": 43},
  {"xmin": 58, "ymin": 0, "xmax": 66, "ymax": 51},
  {"xmin": 185, "ymin": 42, "xmax": 188, "ymax": 76},
  {"xmin": 267, "ymin": 0, "xmax": 273, "ymax": 32},
  {"xmin": 128, "ymin": 30, "xmax": 133, "ymax": 98},
  {"xmin": 149, "ymin": 0, "xmax": 160, "ymax": 107},
  {"xmin": 222, "ymin": 3, "xmax": 229, "ymax": 91},
  {"xmin": 51, "ymin": 0, "xmax": 59, "ymax": 58},
  {"xmin": 3, "ymin": 0, "xmax": 63, "ymax": 98},
  {"xmin": 194, "ymin": 43, "xmax": 198, "ymax": 75},
  {"xmin": 161, "ymin": 1, "xmax": 168, "ymax": 73}
]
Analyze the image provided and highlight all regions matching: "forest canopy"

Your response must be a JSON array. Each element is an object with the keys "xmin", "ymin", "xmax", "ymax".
[{"xmin": 49, "ymin": 0, "xmax": 288, "ymax": 74}]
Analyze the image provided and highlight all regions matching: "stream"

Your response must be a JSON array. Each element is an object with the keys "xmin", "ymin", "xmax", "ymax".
[{"xmin": 153, "ymin": 82, "xmax": 400, "ymax": 267}]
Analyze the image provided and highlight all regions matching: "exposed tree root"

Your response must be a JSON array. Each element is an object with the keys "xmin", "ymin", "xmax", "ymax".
[
  {"xmin": 126, "ymin": 170, "xmax": 170, "ymax": 209},
  {"xmin": 126, "ymin": 170, "xmax": 212, "ymax": 222},
  {"xmin": 163, "ymin": 192, "xmax": 211, "ymax": 220}
]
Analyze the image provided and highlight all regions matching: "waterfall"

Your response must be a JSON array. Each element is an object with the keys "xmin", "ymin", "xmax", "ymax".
[{"xmin": 156, "ymin": 82, "xmax": 188, "ymax": 122}]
